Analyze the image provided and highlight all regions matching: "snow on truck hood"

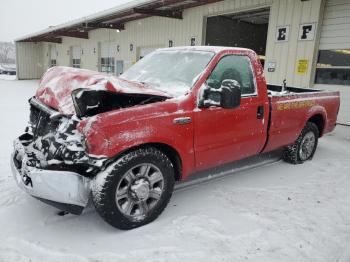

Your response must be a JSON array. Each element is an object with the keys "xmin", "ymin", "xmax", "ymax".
[{"xmin": 36, "ymin": 66, "xmax": 172, "ymax": 115}]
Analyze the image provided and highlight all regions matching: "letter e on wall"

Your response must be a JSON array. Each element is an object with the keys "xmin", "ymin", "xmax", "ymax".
[{"xmin": 276, "ymin": 25, "xmax": 290, "ymax": 42}]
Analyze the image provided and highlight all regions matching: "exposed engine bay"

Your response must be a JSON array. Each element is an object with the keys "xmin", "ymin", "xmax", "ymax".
[
  {"xmin": 71, "ymin": 88, "xmax": 167, "ymax": 117},
  {"xmin": 14, "ymin": 90, "xmax": 167, "ymax": 178}
]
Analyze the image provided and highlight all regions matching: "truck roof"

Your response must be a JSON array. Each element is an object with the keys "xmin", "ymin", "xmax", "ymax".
[{"xmin": 158, "ymin": 46, "xmax": 254, "ymax": 54}]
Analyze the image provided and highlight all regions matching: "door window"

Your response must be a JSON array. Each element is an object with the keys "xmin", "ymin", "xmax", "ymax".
[{"xmin": 206, "ymin": 55, "xmax": 255, "ymax": 102}]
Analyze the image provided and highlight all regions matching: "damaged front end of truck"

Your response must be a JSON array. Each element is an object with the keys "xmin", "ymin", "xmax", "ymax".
[
  {"xmin": 11, "ymin": 66, "xmax": 170, "ymax": 215},
  {"xmin": 12, "ymin": 97, "xmax": 108, "ymax": 214}
]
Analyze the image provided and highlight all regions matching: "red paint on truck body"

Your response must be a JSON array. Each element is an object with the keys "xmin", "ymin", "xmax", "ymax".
[{"xmin": 38, "ymin": 47, "xmax": 340, "ymax": 180}]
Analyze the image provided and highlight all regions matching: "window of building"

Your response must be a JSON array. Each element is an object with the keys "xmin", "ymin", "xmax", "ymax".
[
  {"xmin": 50, "ymin": 59, "xmax": 57, "ymax": 67},
  {"xmin": 315, "ymin": 49, "xmax": 350, "ymax": 85},
  {"xmin": 72, "ymin": 59, "xmax": 81, "ymax": 68},
  {"xmin": 207, "ymin": 55, "xmax": 255, "ymax": 96},
  {"xmin": 101, "ymin": 57, "xmax": 115, "ymax": 73}
]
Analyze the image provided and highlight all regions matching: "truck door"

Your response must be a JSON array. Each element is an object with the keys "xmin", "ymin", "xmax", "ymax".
[{"xmin": 194, "ymin": 54, "xmax": 267, "ymax": 171}]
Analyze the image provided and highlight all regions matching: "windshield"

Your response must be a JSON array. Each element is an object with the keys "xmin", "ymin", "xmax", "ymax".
[{"xmin": 120, "ymin": 50, "xmax": 214, "ymax": 97}]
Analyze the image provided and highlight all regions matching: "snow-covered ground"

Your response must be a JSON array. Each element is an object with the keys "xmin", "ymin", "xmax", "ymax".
[
  {"xmin": 0, "ymin": 74, "xmax": 16, "ymax": 81},
  {"xmin": 0, "ymin": 79, "xmax": 350, "ymax": 262}
]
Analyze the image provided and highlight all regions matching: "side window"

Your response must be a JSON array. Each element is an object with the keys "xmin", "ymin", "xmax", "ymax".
[{"xmin": 207, "ymin": 55, "xmax": 255, "ymax": 96}]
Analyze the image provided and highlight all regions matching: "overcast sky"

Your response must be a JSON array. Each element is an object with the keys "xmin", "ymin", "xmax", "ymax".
[{"xmin": 0, "ymin": 0, "xmax": 133, "ymax": 42}]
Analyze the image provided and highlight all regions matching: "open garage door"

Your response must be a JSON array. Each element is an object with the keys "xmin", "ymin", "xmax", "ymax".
[{"xmin": 205, "ymin": 8, "xmax": 270, "ymax": 62}]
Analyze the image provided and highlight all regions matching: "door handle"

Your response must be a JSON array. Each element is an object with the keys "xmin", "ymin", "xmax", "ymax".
[
  {"xmin": 173, "ymin": 117, "xmax": 192, "ymax": 125},
  {"xmin": 257, "ymin": 105, "xmax": 264, "ymax": 119}
]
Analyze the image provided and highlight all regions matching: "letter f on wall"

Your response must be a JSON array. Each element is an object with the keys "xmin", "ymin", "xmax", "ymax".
[{"xmin": 301, "ymin": 25, "xmax": 312, "ymax": 39}]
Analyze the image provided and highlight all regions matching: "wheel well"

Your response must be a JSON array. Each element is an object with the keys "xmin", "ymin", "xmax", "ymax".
[
  {"xmin": 308, "ymin": 114, "xmax": 325, "ymax": 137},
  {"xmin": 114, "ymin": 143, "xmax": 182, "ymax": 181},
  {"xmin": 151, "ymin": 143, "xmax": 182, "ymax": 181}
]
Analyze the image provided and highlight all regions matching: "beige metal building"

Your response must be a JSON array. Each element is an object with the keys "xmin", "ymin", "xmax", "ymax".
[{"xmin": 15, "ymin": 0, "xmax": 350, "ymax": 124}]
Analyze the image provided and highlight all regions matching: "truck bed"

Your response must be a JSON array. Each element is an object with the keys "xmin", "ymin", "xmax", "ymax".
[
  {"xmin": 263, "ymin": 84, "xmax": 340, "ymax": 153},
  {"xmin": 267, "ymin": 84, "xmax": 323, "ymax": 94}
]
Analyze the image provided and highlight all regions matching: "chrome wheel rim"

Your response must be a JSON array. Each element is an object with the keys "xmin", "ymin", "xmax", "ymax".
[
  {"xmin": 115, "ymin": 163, "xmax": 164, "ymax": 221},
  {"xmin": 299, "ymin": 131, "xmax": 316, "ymax": 161}
]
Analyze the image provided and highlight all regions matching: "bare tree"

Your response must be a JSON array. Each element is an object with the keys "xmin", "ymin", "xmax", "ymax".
[{"xmin": 0, "ymin": 42, "xmax": 15, "ymax": 64}]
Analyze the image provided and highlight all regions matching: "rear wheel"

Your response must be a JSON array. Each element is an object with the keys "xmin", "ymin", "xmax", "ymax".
[
  {"xmin": 92, "ymin": 147, "xmax": 175, "ymax": 230},
  {"xmin": 283, "ymin": 122, "xmax": 319, "ymax": 164}
]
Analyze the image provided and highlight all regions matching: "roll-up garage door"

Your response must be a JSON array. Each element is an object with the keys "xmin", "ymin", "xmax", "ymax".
[
  {"xmin": 71, "ymin": 46, "xmax": 81, "ymax": 68},
  {"xmin": 50, "ymin": 44, "xmax": 57, "ymax": 67},
  {"xmin": 72, "ymin": 46, "xmax": 81, "ymax": 59},
  {"xmin": 320, "ymin": 0, "xmax": 350, "ymax": 50},
  {"xmin": 100, "ymin": 42, "xmax": 116, "ymax": 74},
  {"xmin": 317, "ymin": 0, "xmax": 350, "ymax": 124},
  {"xmin": 101, "ymin": 41, "xmax": 116, "ymax": 58},
  {"xmin": 50, "ymin": 45, "xmax": 57, "ymax": 60}
]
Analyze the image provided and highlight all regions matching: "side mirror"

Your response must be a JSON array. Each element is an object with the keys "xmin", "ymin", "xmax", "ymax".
[
  {"xmin": 220, "ymin": 79, "xmax": 241, "ymax": 109},
  {"xmin": 198, "ymin": 79, "xmax": 241, "ymax": 109}
]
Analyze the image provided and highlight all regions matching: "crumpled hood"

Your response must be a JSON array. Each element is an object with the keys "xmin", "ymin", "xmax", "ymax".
[{"xmin": 36, "ymin": 66, "xmax": 171, "ymax": 115}]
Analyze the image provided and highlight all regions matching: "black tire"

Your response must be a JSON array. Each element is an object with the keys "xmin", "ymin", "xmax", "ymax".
[
  {"xmin": 92, "ymin": 147, "xmax": 175, "ymax": 230},
  {"xmin": 283, "ymin": 122, "xmax": 319, "ymax": 164}
]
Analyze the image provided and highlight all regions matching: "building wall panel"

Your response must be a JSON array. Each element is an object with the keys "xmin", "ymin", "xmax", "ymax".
[
  {"xmin": 16, "ymin": 42, "xmax": 44, "ymax": 80},
  {"xmin": 264, "ymin": 0, "xmax": 323, "ymax": 87}
]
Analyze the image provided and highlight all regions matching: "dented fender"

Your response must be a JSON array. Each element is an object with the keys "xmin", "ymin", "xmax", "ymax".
[{"xmin": 78, "ymin": 99, "xmax": 196, "ymax": 179}]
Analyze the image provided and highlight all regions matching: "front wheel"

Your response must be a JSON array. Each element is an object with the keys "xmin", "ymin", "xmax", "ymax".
[
  {"xmin": 283, "ymin": 122, "xmax": 319, "ymax": 164},
  {"xmin": 92, "ymin": 147, "xmax": 175, "ymax": 230}
]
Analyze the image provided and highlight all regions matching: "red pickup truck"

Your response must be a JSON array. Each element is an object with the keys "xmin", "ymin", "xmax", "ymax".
[{"xmin": 11, "ymin": 46, "xmax": 340, "ymax": 229}]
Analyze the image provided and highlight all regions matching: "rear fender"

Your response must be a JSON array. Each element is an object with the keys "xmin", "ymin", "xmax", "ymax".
[{"xmin": 301, "ymin": 106, "xmax": 327, "ymax": 137}]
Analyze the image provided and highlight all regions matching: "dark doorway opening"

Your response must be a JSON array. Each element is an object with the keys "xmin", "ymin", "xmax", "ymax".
[{"xmin": 205, "ymin": 8, "xmax": 270, "ymax": 57}]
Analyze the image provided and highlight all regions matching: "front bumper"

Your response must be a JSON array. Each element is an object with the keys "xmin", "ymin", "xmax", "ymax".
[{"xmin": 11, "ymin": 138, "xmax": 91, "ymax": 214}]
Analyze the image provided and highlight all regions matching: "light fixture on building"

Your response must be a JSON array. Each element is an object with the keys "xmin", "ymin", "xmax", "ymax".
[
  {"xmin": 116, "ymin": 29, "xmax": 121, "ymax": 33},
  {"xmin": 117, "ymin": 45, "xmax": 120, "ymax": 52},
  {"xmin": 79, "ymin": 22, "xmax": 88, "ymax": 33},
  {"xmin": 130, "ymin": 44, "xmax": 134, "ymax": 52},
  {"xmin": 169, "ymin": 40, "xmax": 173, "ymax": 47}
]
